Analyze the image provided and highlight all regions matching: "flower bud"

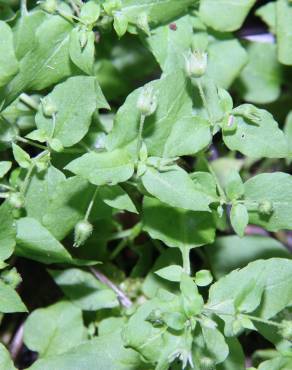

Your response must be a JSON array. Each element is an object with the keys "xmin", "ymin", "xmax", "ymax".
[
  {"xmin": 48, "ymin": 138, "xmax": 64, "ymax": 153},
  {"xmin": 1, "ymin": 268, "xmax": 22, "ymax": 289},
  {"xmin": 185, "ymin": 50, "xmax": 207, "ymax": 78},
  {"xmin": 40, "ymin": 0, "xmax": 57, "ymax": 13},
  {"xmin": 279, "ymin": 320, "xmax": 292, "ymax": 341},
  {"xmin": 74, "ymin": 220, "xmax": 93, "ymax": 247},
  {"xmin": 79, "ymin": 28, "xmax": 88, "ymax": 49},
  {"xmin": 258, "ymin": 200, "xmax": 273, "ymax": 216},
  {"xmin": 41, "ymin": 97, "xmax": 57, "ymax": 118},
  {"xmin": 223, "ymin": 115, "xmax": 238, "ymax": 133},
  {"xmin": 137, "ymin": 85, "xmax": 157, "ymax": 116},
  {"xmin": 8, "ymin": 192, "xmax": 24, "ymax": 209},
  {"xmin": 137, "ymin": 12, "xmax": 150, "ymax": 35}
]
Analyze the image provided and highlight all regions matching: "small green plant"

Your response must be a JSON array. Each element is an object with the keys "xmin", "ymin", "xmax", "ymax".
[{"xmin": 0, "ymin": 0, "xmax": 292, "ymax": 369}]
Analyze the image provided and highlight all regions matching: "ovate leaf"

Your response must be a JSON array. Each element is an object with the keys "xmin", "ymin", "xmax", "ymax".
[
  {"xmin": 223, "ymin": 105, "xmax": 288, "ymax": 158},
  {"xmin": 0, "ymin": 343, "xmax": 16, "ymax": 370},
  {"xmin": 6, "ymin": 15, "xmax": 73, "ymax": 104},
  {"xmin": 0, "ymin": 21, "xmax": 18, "ymax": 88},
  {"xmin": 24, "ymin": 301, "xmax": 85, "ymax": 358},
  {"xmin": 0, "ymin": 202, "xmax": 16, "ymax": 261},
  {"xmin": 199, "ymin": 0, "xmax": 256, "ymax": 32},
  {"xmin": 244, "ymin": 172, "xmax": 292, "ymax": 231},
  {"xmin": 16, "ymin": 217, "xmax": 74, "ymax": 264},
  {"xmin": 230, "ymin": 203, "xmax": 249, "ymax": 238},
  {"xmin": 276, "ymin": 0, "xmax": 292, "ymax": 65},
  {"xmin": 143, "ymin": 196, "xmax": 215, "ymax": 249},
  {"xmin": 65, "ymin": 149, "xmax": 134, "ymax": 186},
  {"xmin": 69, "ymin": 28, "xmax": 95, "ymax": 75},
  {"xmin": 142, "ymin": 167, "xmax": 212, "ymax": 212},
  {"xmin": 0, "ymin": 279, "xmax": 27, "ymax": 313},
  {"xmin": 36, "ymin": 76, "xmax": 108, "ymax": 147},
  {"xmin": 28, "ymin": 331, "xmax": 143, "ymax": 370},
  {"xmin": 207, "ymin": 258, "xmax": 292, "ymax": 320},
  {"xmin": 237, "ymin": 42, "xmax": 282, "ymax": 104}
]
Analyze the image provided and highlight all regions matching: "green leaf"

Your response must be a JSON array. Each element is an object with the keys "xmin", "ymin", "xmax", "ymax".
[
  {"xmin": 16, "ymin": 217, "xmax": 75, "ymax": 264},
  {"xmin": 223, "ymin": 105, "xmax": 288, "ymax": 158},
  {"xmin": 195, "ymin": 269, "xmax": 213, "ymax": 287},
  {"xmin": 6, "ymin": 15, "xmax": 74, "ymax": 104},
  {"xmin": 155, "ymin": 265, "xmax": 183, "ymax": 282},
  {"xmin": 207, "ymin": 38, "xmax": 248, "ymax": 89},
  {"xmin": 121, "ymin": 0, "xmax": 193, "ymax": 25},
  {"xmin": 180, "ymin": 273, "xmax": 204, "ymax": 317},
  {"xmin": 142, "ymin": 167, "xmax": 212, "ymax": 212},
  {"xmin": 69, "ymin": 28, "xmax": 95, "ymax": 75},
  {"xmin": 49, "ymin": 268, "xmax": 119, "ymax": 311},
  {"xmin": 143, "ymin": 196, "xmax": 215, "ymax": 249},
  {"xmin": 12, "ymin": 143, "xmax": 31, "ymax": 168},
  {"xmin": 201, "ymin": 326, "xmax": 229, "ymax": 364},
  {"xmin": 225, "ymin": 170, "xmax": 244, "ymax": 201},
  {"xmin": 256, "ymin": 2, "xmax": 276, "ymax": 33},
  {"xmin": 13, "ymin": 10, "xmax": 46, "ymax": 60},
  {"xmin": 24, "ymin": 301, "xmax": 85, "ymax": 358},
  {"xmin": 276, "ymin": 0, "xmax": 292, "ymax": 65},
  {"xmin": 35, "ymin": 76, "xmax": 108, "ymax": 147},
  {"xmin": 284, "ymin": 110, "xmax": 292, "ymax": 158},
  {"xmin": 199, "ymin": 0, "xmax": 256, "ymax": 32},
  {"xmin": 99, "ymin": 185, "xmax": 137, "ymax": 213},
  {"xmin": 25, "ymin": 165, "xmax": 65, "ymax": 225},
  {"xmin": 207, "ymin": 258, "xmax": 292, "ymax": 321},
  {"xmin": 0, "ymin": 21, "xmax": 18, "ymax": 88},
  {"xmin": 230, "ymin": 203, "xmax": 249, "ymax": 238},
  {"xmin": 107, "ymin": 71, "xmax": 197, "ymax": 158},
  {"xmin": 237, "ymin": 42, "xmax": 282, "ymax": 104},
  {"xmin": 41, "ymin": 176, "xmax": 111, "ymax": 240},
  {"xmin": 244, "ymin": 172, "xmax": 292, "ymax": 231},
  {"xmin": 146, "ymin": 15, "xmax": 193, "ymax": 74},
  {"xmin": 206, "ymin": 235, "xmax": 291, "ymax": 279},
  {"xmin": 0, "ymin": 343, "xmax": 16, "ymax": 370},
  {"xmin": 80, "ymin": 1, "xmax": 100, "ymax": 24},
  {"xmin": 65, "ymin": 149, "xmax": 134, "ymax": 186},
  {"xmin": 0, "ymin": 161, "xmax": 12, "ymax": 178},
  {"xmin": 258, "ymin": 356, "xmax": 292, "ymax": 370},
  {"xmin": 0, "ymin": 279, "xmax": 27, "ymax": 313},
  {"xmin": 28, "ymin": 331, "xmax": 143, "ymax": 370},
  {"xmin": 0, "ymin": 202, "xmax": 16, "ymax": 261},
  {"xmin": 113, "ymin": 11, "xmax": 129, "ymax": 37}
]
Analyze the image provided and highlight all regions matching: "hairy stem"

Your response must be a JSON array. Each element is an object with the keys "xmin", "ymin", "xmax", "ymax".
[
  {"xmin": 85, "ymin": 187, "xmax": 99, "ymax": 221},
  {"xmin": 136, "ymin": 114, "xmax": 146, "ymax": 159},
  {"xmin": 90, "ymin": 267, "xmax": 132, "ymax": 308}
]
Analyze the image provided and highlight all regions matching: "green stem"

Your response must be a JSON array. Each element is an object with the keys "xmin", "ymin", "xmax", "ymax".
[
  {"xmin": 21, "ymin": 165, "xmax": 35, "ymax": 196},
  {"xmin": 21, "ymin": 0, "xmax": 28, "ymax": 16},
  {"xmin": 16, "ymin": 136, "xmax": 48, "ymax": 151},
  {"xmin": 136, "ymin": 114, "xmax": 146, "ymax": 159},
  {"xmin": 19, "ymin": 93, "xmax": 38, "ymax": 111},
  {"xmin": 181, "ymin": 248, "xmax": 191, "ymax": 275},
  {"xmin": 243, "ymin": 314, "xmax": 283, "ymax": 329},
  {"xmin": 109, "ymin": 239, "xmax": 128, "ymax": 261},
  {"xmin": 85, "ymin": 187, "xmax": 99, "ymax": 221},
  {"xmin": 0, "ymin": 184, "xmax": 14, "ymax": 191},
  {"xmin": 196, "ymin": 78, "xmax": 213, "ymax": 126},
  {"xmin": 201, "ymin": 155, "xmax": 226, "ymax": 201}
]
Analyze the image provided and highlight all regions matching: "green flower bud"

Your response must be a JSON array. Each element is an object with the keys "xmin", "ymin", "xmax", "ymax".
[
  {"xmin": 137, "ymin": 12, "xmax": 150, "ymax": 35},
  {"xmin": 74, "ymin": 220, "xmax": 93, "ymax": 248},
  {"xmin": 185, "ymin": 50, "xmax": 208, "ymax": 78},
  {"xmin": 79, "ymin": 28, "xmax": 88, "ymax": 49},
  {"xmin": 40, "ymin": 0, "xmax": 57, "ymax": 13},
  {"xmin": 137, "ymin": 85, "xmax": 157, "ymax": 116},
  {"xmin": 232, "ymin": 104, "xmax": 261, "ymax": 125},
  {"xmin": 103, "ymin": 0, "xmax": 121, "ymax": 15},
  {"xmin": 223, "ymin": 115, "xmax": 238, "ymax": 133},
  {"xmin": 258, "ymin": 200, "xmax": 273, "ymax": 216},
  {"xmin": 8, "ymin": 192, "xmax": 24, "ymax": 209},
  {"xmin": 279, "ymin": 320, "xmax": 292, "ymax": 341},
  {"xmin": 1, "ymin": 268, "xmax": 22, "ymax": 289},
  {"xmin": 48, "ymin": 138, "xmax": 64, "ymax": 153},
  {"xmin": 41, "ymin": 97, "xmax": 57, "ymax": 118},
  {"xmin": 200, "ymin": 356, "xmax": 215, "ymax": 370}
]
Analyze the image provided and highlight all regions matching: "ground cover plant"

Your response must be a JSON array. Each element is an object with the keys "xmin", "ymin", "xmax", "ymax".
[{"xmin": 0, "ymin": 0, "xmax": 292, "ymax": 369}]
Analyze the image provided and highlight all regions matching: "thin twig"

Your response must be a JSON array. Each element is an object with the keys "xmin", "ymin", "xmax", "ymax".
[
  {"xmin": 90, "ymin": 267, "xmax": 132, "ymax": 308},
  {"xmin": 10, "ymin": 322, "xmax": 24, "ymax": 361}
]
